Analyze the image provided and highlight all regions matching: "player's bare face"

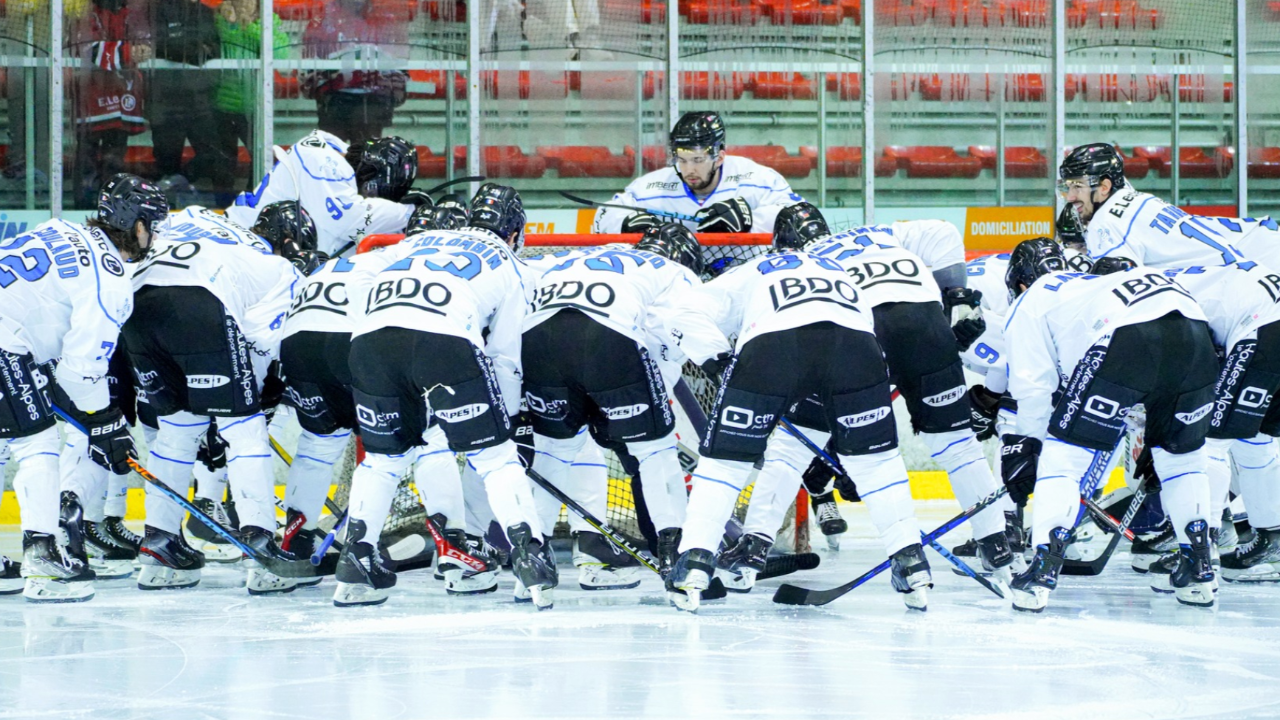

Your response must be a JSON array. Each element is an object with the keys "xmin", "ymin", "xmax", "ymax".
[
  {"xmin": 674, "ymin": 150, "xmax": 722, "ymax": 194},
  {"xmin": 1061, "ymin": 178, "xmax": 1103, "ymax": 223}
]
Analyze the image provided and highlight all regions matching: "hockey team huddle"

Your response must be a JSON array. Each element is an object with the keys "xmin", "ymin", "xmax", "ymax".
[{"xmin": 3, "ymin": 110, "xmax": 1279, "ymax": 615}]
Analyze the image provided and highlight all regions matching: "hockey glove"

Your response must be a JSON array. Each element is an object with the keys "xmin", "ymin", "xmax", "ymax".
[
  {"xmin": 699, "ymin": 352, "xmax": 732, "ymax": 386},
  {"xmin": 968, "ymin": 385, "xmax": 1002, "ymax": 442},
  {"xmin": 801, "ymin": 456, "xmax": 835, "ymax": 496},
  {"xmin": 511, "ymin": 411, "xmax": 535, "ymax": 468},
  {"xmin": 1000, "ymin": 434, "xmax": 1041, "ymax": 506},
  {"xmin": 952, "ymin": 316, "xmax": 987, "ymax": 352},
  {"xmin": 941, "ymin": 286, "xmax": 983, "ymax": 315},
  {"xmin": 1132, "ymin": 446, "xmax": 1160, "ymax": 494},
  {"xmin": 84, "ymin": 408, "xmax": 137, "ymax": 475},
  {"xmin": 621, "ymin": 210, "xmax": 662, "ymax": 233},
  {"xmin": 261, "ymin": 360, "xmax": 285, "ymax": 412},
  {"xmin": 197, "ymin": 423, "xmax": 229, "ymax": 472},
  {"xmin": 695, "ymin": 197, "xmax": 753, "ymax": 233},
  {"xmin": 400, "ymin": 189, "xmax": 434, "ymax": 208}
]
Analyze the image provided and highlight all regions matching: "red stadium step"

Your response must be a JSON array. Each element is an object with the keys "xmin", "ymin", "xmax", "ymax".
[
  {"xmin": 884, "ymin": 146, "xmax": 983, "ymax": 179},
  {"xmin": 727, "ymin": 145, "xmax": 813, "ymax": 178},
  {"xmin": 763, "ymin": 0, "xmax": 847, "ymax": 25},
  {"xmin": 1133, "ymin": 147, "xmax": 1234, "ymax": 180},
  {"xmin": 798, "ymin": 146, "xmax": 897, "ymax": 177},
  {"xmin": 749, "ymin": 72, "xmax": 817, "ymax": 100},
  {"xmin": 1249, "ymin": 147, "xmax": 1280, "ymax": 179},
  {"xmin": 538, "ymin": 146, "xmax": 634, "ymax": 178},
  {"xmin": 453, "ymin": 146, "xmax": 547, "ymax": 178},
  {"xmin": 967, "ymin": 146, "xmax": 1049, "ymax": 178}
]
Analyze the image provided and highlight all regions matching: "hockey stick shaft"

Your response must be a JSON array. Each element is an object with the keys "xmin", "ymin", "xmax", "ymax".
[
  {"xmin": 926, "ymin": 536, "xmax": 1005, "ymax": 598},
  {"xmin": 525, "ymin": 466, "xmax": 661, "ymax": 574},
  {"xmin": 773, "ymin": 486, "xmax": 1009, "ymax": 606},
  {"xmin": 1081, "ymin": 497, "xmax": 1137, "ymax": 541},
  {"xmin": 423, "ymin": 175, "xmax": 485, "ymax": 197},
  {"xmin": 313, "ymin": 511, "xmax": 345, "ymax": 566},
  {"xmin": 268, "ymin": 433, "xmax": 345, "ymax": 517},
  {"xmin": 778, "ymin": 418, "xmax": 854, "ymax": 485},
  {"xmin": 558, "ymin": 190, "xmax": 698, "ymax": 222}
]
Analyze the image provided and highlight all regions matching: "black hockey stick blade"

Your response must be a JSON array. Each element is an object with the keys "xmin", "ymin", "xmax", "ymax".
[
  {"xmin": 757, "ymin": 553, "xmax": 821, "ymax": 581},
  {"xmin": 1061, "ymin": 532, "xmax": 1122, "ymax": 576},
  {"xmin": 423, "ymin": 175, "xmax": 485, "ymax": 197}
]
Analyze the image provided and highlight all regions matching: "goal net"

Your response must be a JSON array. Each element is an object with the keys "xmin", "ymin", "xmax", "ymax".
[{"xmin": 327, "ymin": 231, "xmax": 811, "ymax": 555}]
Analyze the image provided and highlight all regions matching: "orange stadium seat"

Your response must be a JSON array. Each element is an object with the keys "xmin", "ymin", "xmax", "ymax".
[
  {"xmin": 727, "ymin": 146, "xmax": 813, "ymax": 178},
  {"xmin": 885, "ymin": 146, "xmax": 983, "ymax": 179},
  {"xmin": 1134, "ymin": 147, "xmax": 1234, "ymax": 180},
  {"xmin": 416, "ymin": 147, "xmax": 450, "ymax": 178},
  {"xmin": 798, "ymin": 146, "xmax": 897, "ymax": 177},
  {"xmin": 423, "ymin": 0, "xmax": 467, "ymax": 22},
  {"xmin": 454, "ymin": 146, "xmax": 547, "ymax": 179},
  {"xmin": 967, "ymin": 146, "xmax": 1049, "ymax": 178},
  {"xmin": 681, "ymin": 72, "xmax": 747, "ymax": 100},
  {"xmin": 826, "ymin": 72, "xmax": 862, "ymax": 100},
  {"xmin": 538, "ymin": 147, "xmax": 634, "ymax": 178},
  {"xmin": 749, "ymin": 73, "xmax": 817, "ymax": 100},
  {"xmin": 1250, "ymin": 148, "xmax": 1280, "ymax": 179},
  {"xmin": 763, "ymin": 0, "xmax": 846, "ymax": 25},
  {"xmin": 680, "ymin": 0, "xmax": 761, "ymax": 24},
  {"xmin": 576, "ymin": 72, "xmax": 658, "ymax": 101},
  {"xmin": 274, "ymin": 71, "xmax": 301, "ymax": 99},
  {"xmin": 273, "ymin": 0, "xmax": 319, "ymax": 21}
]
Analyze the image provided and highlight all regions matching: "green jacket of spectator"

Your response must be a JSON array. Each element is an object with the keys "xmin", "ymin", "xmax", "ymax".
[{"xmin": 214, "ymin": 13, "xmax": 287, "ymax": 116}]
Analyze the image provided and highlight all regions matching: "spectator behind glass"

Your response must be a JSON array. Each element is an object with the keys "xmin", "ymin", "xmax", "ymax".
[
  {"xmin": 212, "ymin": 0, "xmax": 286, "ymax": 197},
  {"xmin": 302, "ymin": 0, "xmax": 408, "ymax": 147},
  {"xmin": 69, "ymin": 0, "xmax": 152, "ymax": 209},
  {"xmin": 146, "ymin": 0, "xmax": 220, "ymax": 194}
]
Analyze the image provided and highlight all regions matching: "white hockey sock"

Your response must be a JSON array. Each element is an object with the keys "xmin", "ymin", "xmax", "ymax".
[
  {"xmin": 1204, "ymin": 438, "xmax": 1233, "ymax": 530},
  {"xmin": 531, "ymin": 432, "xmax": 586, "ymax": 536},
  {"xmin": 60, "ymin": 426, "xmax": 109, "ymax": 522},
  {"xmin": 145, "ymin": 412, "xmax": 209, "ymax": 535},
  {"xmin": 1153, "ymin": 446, "xmax": 1210, "ymax": 543},
  {"xmin": 1232, "ymin": 435, "xmax": 1280, "ymax": 529},
  {"xmin": 193, "ymin": 463, "xmax": 228, "ymax": 502},
  {"xmin": 743, "ymin": 428, "xmax": 823, "ymax": 538},
  {"xmin": 843, "ymin": 448, "xmax": 919, "ymax": 556},
  {"xmin": 219, "ymin": 413, "xmax": 277, "ymax": 533},
  {"xmin": 628, "ymin": 436, "xmax": 684, "ymax": 530},
  {"xmin": 11, "ymin": 427, "xmax": 62, "ymax": 535},
  {"xmin": 284, "ymin": 430, "xmax": 350, "ymax": 529},
  {"xmin": 414, "ymin": 426, "xmax": 464, "ymax": 528},
  {"xmin": 1030, "ymin": 439, "xmax": 1103, "ymax": 546},
  {"xmin": 568, "ymin": 441, "xmax": 610, "ymax": 535},
  {"xmin": 348, "ymin": 451, "xmax": 414, "ymax": 545},
  {"xmin": 680, "ymin": 456, "xmax": 753, "ymax": 553},
  {"xmin": 471, "ymin": 440, "xmax": 545, "ymax": 539},
  {"xmin": 104, "ymin": 471, "xmax": 130, "ymax": 519},
  {"xmin": 922, "ymin": 430, "xmax": 1008, "ymax": 539},
  {"xmin": 461, "ymin": 463, "xmax": 497, "ymax": 537}
]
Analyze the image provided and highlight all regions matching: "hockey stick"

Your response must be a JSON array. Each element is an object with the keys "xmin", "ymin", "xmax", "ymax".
[
  {"xmin": 525, "ymin": 466, "xmax": 729, "ymax": 600},
  {"xmin": 1082, "ymin": 496, "xmax": 1137, "ymax": 541},
  {"xmin": 925, "ymin": 535, "xmax": 1005, "ymax": 598},
  {"xmin": 558, "ymin": 190, "xmax": 698, "ymax": 223},
  {"xmin": 267, "ymin": 434, "xmax": 347, "ymax": 517},
  {"xmin": 756, "ymin": 552, "xmax": 821, "ymax": 581},
  {"xmin": 1061, "ymin": 483, "xmax": 1148, "ymax": 577},
  {"xmin": 773, "ymin": 486, "xmax": 1009, "ymax": 606}
]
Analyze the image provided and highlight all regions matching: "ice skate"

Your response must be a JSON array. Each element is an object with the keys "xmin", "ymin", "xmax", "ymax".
[
  {"xmin": 656, "ymin": 527, "xmax": 682, "ymax": 578},
  {"xmin": 1217, "ymin": 509, "xmax": 1239, "ymax": 554},
  {"xmin": 666, "ymin": 548, "xmax": 716, "ymax": 612},
  {"xmin": 445, "ymin": 533, "xmax": 500, "ymax": 595},
  {"xmin": 950, "ymin": 537, "xmax": 978, "ymax": 558},
  {"xmin": 185, "ymin": 497, "xmax": 244, "ymax": 563},
  {"xmin": 889, "ymin": 543, "xmax": 932, "ymax": 611},
  {"xmin": 572, "ymin": 531, "xmax": 641, "ymax": 591},
  {"xmin": 58, "ymin": 491, "xmax": 96, "ymax": 576},
  {"xmin": 1010, "ymin": 527, "xmax": 1070, "ymax": 613},
  {"xmin": 811, "ymin": 492, "xmax": 846, "ymax": 551},
  {"xmin": 1221, "ymin": 528, "xmax": 1280, "ymax": 583},
  {"xmin": 280, "ymin": 510, "xmax": 322, "ymax": 588},
  {"xmin": 1154, "ymin": 521, "xmax": 1217, "ymax": 607},
  {"xmin": 84, "ymin": 519, "xmax": 139, "ymax": 580},
  {"xmin": 508, "ymin": 524, "xmax": 557, "ymax": 610},
  {"xmin": 1006, "ymin": 511, "xmax": 1029, "ymax": 573},
  {"xmin": 1130, "ymin": 521, "xmax": 1177, "ymax": 573},
  {"xmin": 21, "ymin": 531, "xmax": 96, "ymax": 603},
  {"xmin": 102, "ymin": 517, "xmax": 143, "ymax": 553},
  {"xmin": 138, "ymin": 526, "xmax": 205, "ymax": 590},
  {"xmin": 1, "ymin": 555, "xmax": 22, "ymax": 595},
  {"xmin": 715, "ymin": 532, "xmax": 771, "ymax": 593},
  {"xmin": 240, "ymin": 526, "xmax": 299, "ymax": 595},
  {"xmin": 975, "ymin": 530, "xmax": 1015, "ymax": 585},
  {"xmin": 333, "ymin": 519, "xmax": 397, "ymax": 607}
]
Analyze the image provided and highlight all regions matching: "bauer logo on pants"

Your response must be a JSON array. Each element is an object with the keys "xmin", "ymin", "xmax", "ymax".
[
  {"xmin": 923, "ymin": 386, "xmax": 966, "ymax": 407},
  {"xmin": 435, "ymin": 403, "xmax": 489, "ymax": 423},
  {"xmin": 837, "ymin": 406, "xmax": 891, "ymax": 428},
  {"xmin": 1176, "ymin": 402, "xmax": 1214, "ymax": 425}
]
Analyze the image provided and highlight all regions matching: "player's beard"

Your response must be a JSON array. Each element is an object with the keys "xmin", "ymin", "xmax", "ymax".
[{"xmin": 683, "ymin": 166, "xmax": 719, "ymax": 194}]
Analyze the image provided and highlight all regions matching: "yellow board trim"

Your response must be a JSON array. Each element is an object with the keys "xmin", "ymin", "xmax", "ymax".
[{"xmin": 0, "ymin": 469, "xmax": 1128, "ymax": 523}]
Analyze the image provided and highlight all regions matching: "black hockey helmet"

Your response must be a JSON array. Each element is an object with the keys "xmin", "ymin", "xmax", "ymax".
[
  {"xmin": 405, "ymin": 199, "xmax": 469, "ymax": 236},
  {"xmin": 468, "ymin": 183, "xmax": 526, "ymax": 250},
  {"xmin": 252, "ymin": 201, "xmax": 319, "ymax": 263},
  {"xmin": 637, "ymin": 222, "xmax": 704, "ymax": 276},
  {"xmin": 97, "ymin": 173, "xmax": 168, "ymax": 234},
  {"xmin": 1058, "ymin": 143, "xmax": 1127, "ymax": 195},
  {"xmin": 1005, "ymin": 237, "xmax": 1067, "ymax": 299},
  {"xmin": 354, "ymin": 136, "xmax": 419, "ymax": 202},
  {"xmin": 772, "ymin": 202, "xmax": 830, "ymax": 252},
  {"xmin": 669, "ymin": 111, "xmax": 726, "ymax": 157},
  {"xmin": 1056, "ymin": 203, "xmax": 1087, "ymax": 250},
  {"xmin": 1091, "ymin": 256, "xmax": 1139, "ymax": 275}
]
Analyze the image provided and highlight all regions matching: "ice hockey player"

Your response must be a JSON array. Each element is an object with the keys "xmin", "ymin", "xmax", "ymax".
[
  {"xmin": 591, "ymin": 111, "xmax": 803, "ymax": 235},
  {"xmin": 335, "ymin": 184, "xmax": 556, "ymax": 608},
  {"xmin": 812, "ymin": 217, "xmax": 971, "ymax": 294},
  {"xmin": 1, "ymin": 184, "xmax": 140, "ymax": 602},
  {"xmin": 661, "ymin": 237, "xmax": 927, "ymax": 611},
  {"xmin": 522, "ymin": 222, "xmax": 716, "ymax": 582},
  {"xmin": 746, "ymin": 203, "xmax": 1018, "ymax": 584},
  {"xmin": 1001, "ymin": 238, "xmax": 1220, "ymax": 610},
  {"xmin": 1091, "ymin": 257, "xmax": 1280, "ymax": 583},
  {"xmin": 405, "ymin": 193, "xmax": 470, "ymax": 236},
  {"xmin": 115, "ymin": 176, "xmax": 305, "ymax": 594},
  {"xmin": 226, "ymin": 130, "xmax": 427, "ymax": 256}
]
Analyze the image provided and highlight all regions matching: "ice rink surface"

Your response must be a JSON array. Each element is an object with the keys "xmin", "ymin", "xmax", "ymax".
[{"xmin": 3, "ymin": 502, "xmax": 1280, "ymax": 720}]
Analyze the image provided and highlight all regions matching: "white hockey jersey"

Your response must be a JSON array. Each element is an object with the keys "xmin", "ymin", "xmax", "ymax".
[
  {"xmin": 591, "ymin": 155, "xmax": 803, "ymax": 234},
  {"xmin": 1202, "ymin": 215, "xmax": 1280, "ymax": 271},
  {"xmin": 960, "ymin": 252, "xmax": 1012, "ymax": 390},
  {"xmin": 353, "ymin": 228, "xmax": 530, "ymax": 415},
  {"xmin": 1084, "ymin": 188, "xmax": 1247, "ymax": 268},
  {"xmin": 806, "ymin": 237, "xmax": 942, "ymax": 307},
  {"xmin": 133, "ymin": 216, "xmax": 302, "ymax": 369},
  {"xmin": 822, "ymin": 220, "xmax": 966, "ymax": 273},
  {"xmin": 225, "ymin": 130, "xmax": 414, "ymax": 257},
  {"xmin": 1159, "ymin": 263, "xmax": 1280, "ymax": 352},
  {"xmin": 0, "ymin": 219, "xmax": 133, "ymax": 414},
  {"xmin": 668, "ymin": 251, "xmax": 871, "ymax": 365},
  {"xmin": 1004, "ymin": 270, "xmax": 1207, "ymax": 440},
  {"xmin": 283, "ymin": 252, "xmax": 390, "ymax": 338}
]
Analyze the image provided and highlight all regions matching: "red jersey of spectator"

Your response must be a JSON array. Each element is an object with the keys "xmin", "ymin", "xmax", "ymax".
[{"xmin": 70, "ymin": 0, "xmax": 152, "ymax": 134}]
